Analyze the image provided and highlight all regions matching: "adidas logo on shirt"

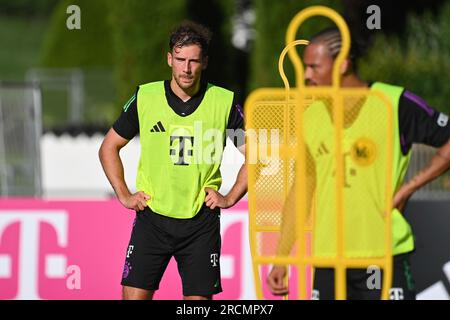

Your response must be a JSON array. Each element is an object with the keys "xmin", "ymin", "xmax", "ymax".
[{"xmin": 150, "ymin": 121, "xmax": 166, "ymax": 133}]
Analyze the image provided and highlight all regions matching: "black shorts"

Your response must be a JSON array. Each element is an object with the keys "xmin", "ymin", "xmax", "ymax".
[
  {"xmin": 121, "ymin": 205, "xmax": 222, "ymax": 296},
  {"xmin": 312, "ymin": 253, "xmax": 416, "ymax": 300}
]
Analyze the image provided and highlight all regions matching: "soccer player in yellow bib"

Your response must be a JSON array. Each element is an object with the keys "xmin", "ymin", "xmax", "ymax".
[
  {"xmin": 99, "ymin": 21, "xmax": 247, "ymax": 300},
  {"xmin": 267, "ymin": 27, "xmax": 450, "ymax": 300}
]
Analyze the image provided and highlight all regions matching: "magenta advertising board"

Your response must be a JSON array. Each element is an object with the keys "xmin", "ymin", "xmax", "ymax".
[{"xmin": 0, "ymin": 199, "xmax": 266, "ymax": 300}]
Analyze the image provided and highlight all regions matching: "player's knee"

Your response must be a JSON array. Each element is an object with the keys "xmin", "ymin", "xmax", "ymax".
[
  {"xmin": 183, "ymin": 295, "xmax": 211, "ymax": 300},
  {"xmin": 122, "ymin": 286, "xmax": 154, "ymax": 300}
]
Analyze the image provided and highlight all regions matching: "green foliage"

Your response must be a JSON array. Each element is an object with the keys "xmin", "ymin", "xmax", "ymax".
[
  {"xmin": 186, "ymin": 0, "xmax": 238, "ymax": 92},
  {"xmin": 0, "ymin": 16, "xmax": 48, "ymax": 80},
  {"xmin": 248, "ymin": 0, "xmax": 342, "ymax": 91},
  {"xmin": 110, "ymin": 0, "xmax": 238, "ymax": 109},
  {"xmin": 0, "ymin": 0, "xmax": 58, "ymax": 16},
  {"xmin": 36, "ymin": 0, "xmax": 116, "ymax": 128},
  {"xmin": 37, "ymin": 0, "xmax": 238, "ymax": 126},
  {"xmin": 359, "ymin": 3, "xmax": 450, "ymax": 113},
  {"xmin": 40, "ymin": 0, "xmax": 114, "ymax": 68},
  {"xmin": 110, "ymin": 0, "xmax": 187, "ymax": 105}
]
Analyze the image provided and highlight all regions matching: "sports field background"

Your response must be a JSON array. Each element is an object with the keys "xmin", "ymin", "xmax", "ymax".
[{"xmin": 0, "ymin": 0, "xmax": 450, "ymax": 300}]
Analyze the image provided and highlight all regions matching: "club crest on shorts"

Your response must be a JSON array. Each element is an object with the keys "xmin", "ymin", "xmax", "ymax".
[
  {"xmin": 122, "ymin": 261, "xmax": 132, "ymax": 279},
  {"xmin": 351, "ymin": 137, "xmax": 377, "ymax": 167}
]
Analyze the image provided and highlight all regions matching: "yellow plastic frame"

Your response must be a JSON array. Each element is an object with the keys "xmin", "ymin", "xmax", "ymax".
[{"xmin": 246, "ymin": 6, "xmax": 394, "ymax": 300}]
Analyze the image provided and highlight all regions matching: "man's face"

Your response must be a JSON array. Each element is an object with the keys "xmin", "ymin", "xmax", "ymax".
[
  {"xmin": 303, "ymin": 43, "xmax": 334, "ymax": 86},
  {"xmin": 168, "ymin": 44, "xmax": 207, "ymax": 91}
]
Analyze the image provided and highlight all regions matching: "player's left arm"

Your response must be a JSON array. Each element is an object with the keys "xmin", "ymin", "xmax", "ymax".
[
  {"xmin": 205, "ymin": 144, "xmax": 247, "ymax": 210},
  {"xmin": 393, "ymin": 91, "xmax": 450, "ymax": 211},
  {"xmin": 394, "ymin": 138, "xmax": 450, "ymax": 211},
  {"xmin": 205, "ymin": 96, "xmax": 247, "ymax": 210}
]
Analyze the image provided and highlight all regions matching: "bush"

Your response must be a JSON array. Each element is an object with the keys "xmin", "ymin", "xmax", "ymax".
[
  {"xmin": 248, "ymin": 0, "xmax": 342, "ymax": 91},
  {"xmin": 185, "ymin": 0, "xmax": 237, "ymax": 92},
  {"xmin": 40, "ymin": 0, "xmax": 114, "ymax": 68},
  {"xmin": 359, "ymin": 3, "xmax": 450, "ymax": 113},
  {"xmin": 0, "ymin": 0, "xmax": 58, "ymax": 16},
  {"xmin": 109, "ymin": 0, "xmax": 186, "ymax": 105},
  {"xmin": 110, "ymin": 0, "xmax": 237, "ymax": 107}
]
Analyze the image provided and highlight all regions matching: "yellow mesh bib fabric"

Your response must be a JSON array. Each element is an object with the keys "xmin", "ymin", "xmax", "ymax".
[
  {"xmin": 136, "ymin": 81, "xmax": 233, "ymax": 218},
  {"xmin": 304, "ymin": 82, "xmax": 413, "ymax": 257}
]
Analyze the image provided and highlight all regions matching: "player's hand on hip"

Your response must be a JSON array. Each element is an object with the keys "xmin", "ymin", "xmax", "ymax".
[
  {"xmin": 122, "ymin": 191, "xmax": 151, "ymax": 212},
  {"xmin": 393, "ymin": 185, "xmax": 414, "ymax": 213},
  {"xmin": 267, "ymin": 265, "xmax": 289, "ymax": 296},
  {"xmin": 204, "ymin": 187, "xmax": 231, "ymax": 210}
]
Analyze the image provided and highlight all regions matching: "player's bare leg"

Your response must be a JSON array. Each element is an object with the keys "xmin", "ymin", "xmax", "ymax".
[
  {"xmin": 183, "ymin": 295, "xmax": 211, "ymax": 300},
  {"xmin": 122, "ymin": 286, "xmax": 154, "ymax": 300}
]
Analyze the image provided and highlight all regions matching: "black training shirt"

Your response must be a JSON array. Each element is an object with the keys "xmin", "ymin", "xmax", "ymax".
[{"xmin": 113, "ymin": 80, "xmax": 245, "ymax": 147}]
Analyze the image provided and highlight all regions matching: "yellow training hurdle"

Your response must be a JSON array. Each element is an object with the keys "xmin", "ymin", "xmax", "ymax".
[{"xmin": 246, "ymin": 6, "xmax": 394, "ymax": 300}]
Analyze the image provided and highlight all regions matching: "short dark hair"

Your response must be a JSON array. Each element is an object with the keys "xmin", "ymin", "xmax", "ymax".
[
  {"xmin": 169, "ymin": 20, "xmax": 212, "ymax": 58},
  {"xmin": 310, "ymin": 27, "xmax": 361, "ymax": 72}
]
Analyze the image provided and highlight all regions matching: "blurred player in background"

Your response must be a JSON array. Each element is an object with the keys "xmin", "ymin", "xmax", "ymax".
[{"xmin": 267, "ymin": 28, "xmax": 450, "ymax": 300}]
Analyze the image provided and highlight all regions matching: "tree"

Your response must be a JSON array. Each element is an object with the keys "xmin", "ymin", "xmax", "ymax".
[
  {"xmin": 110, "ymin": 0, "xmax": 186, "ymax": 104},
  {"xmin": 249, "ymin": 0, "xmax": 342, "ymax": 91},
  {"xmin": 40, "ymin": 0, "xmax": 114, "ymax": 68},
  {"xmin": 110, "ymin": 0, "xmax": 238, "ymax": 105},
  {"xmin": 359, "ymin": 3, "xmax": 450, "ymax": 113}
]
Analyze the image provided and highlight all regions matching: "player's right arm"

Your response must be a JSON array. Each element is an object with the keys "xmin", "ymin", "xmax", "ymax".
[
  {"xmin": 98, "ymin": 89, "xmax": 150, "ymax": 212},
  {"xmin": 394, "ymin": 90, "xmax": 450, "ymax": 212},
  {"xmin": 98, "ymin": 128, "xmax": 150, "ymax": 211},
  {"xmin": 267, "ymin": 147, "xmax": 316, "ymax": 295}
]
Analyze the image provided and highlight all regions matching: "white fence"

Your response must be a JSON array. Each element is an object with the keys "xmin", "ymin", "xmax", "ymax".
[
  {"xmin": 40, "ymin": 133, "xmax": 245, "ymax": 199},
  {"xmin": 406, "ymin": 145, "xmax": 450, "ymax": 200},
  {"xmin": 38, "ymin": 133, "xmax": 450, "ymax": 200}
]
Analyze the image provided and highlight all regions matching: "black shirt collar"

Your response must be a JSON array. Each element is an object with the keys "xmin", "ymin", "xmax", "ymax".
[{"xmin": 164, "ymin": 80, "xmax": 208, "ymax": 117}]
